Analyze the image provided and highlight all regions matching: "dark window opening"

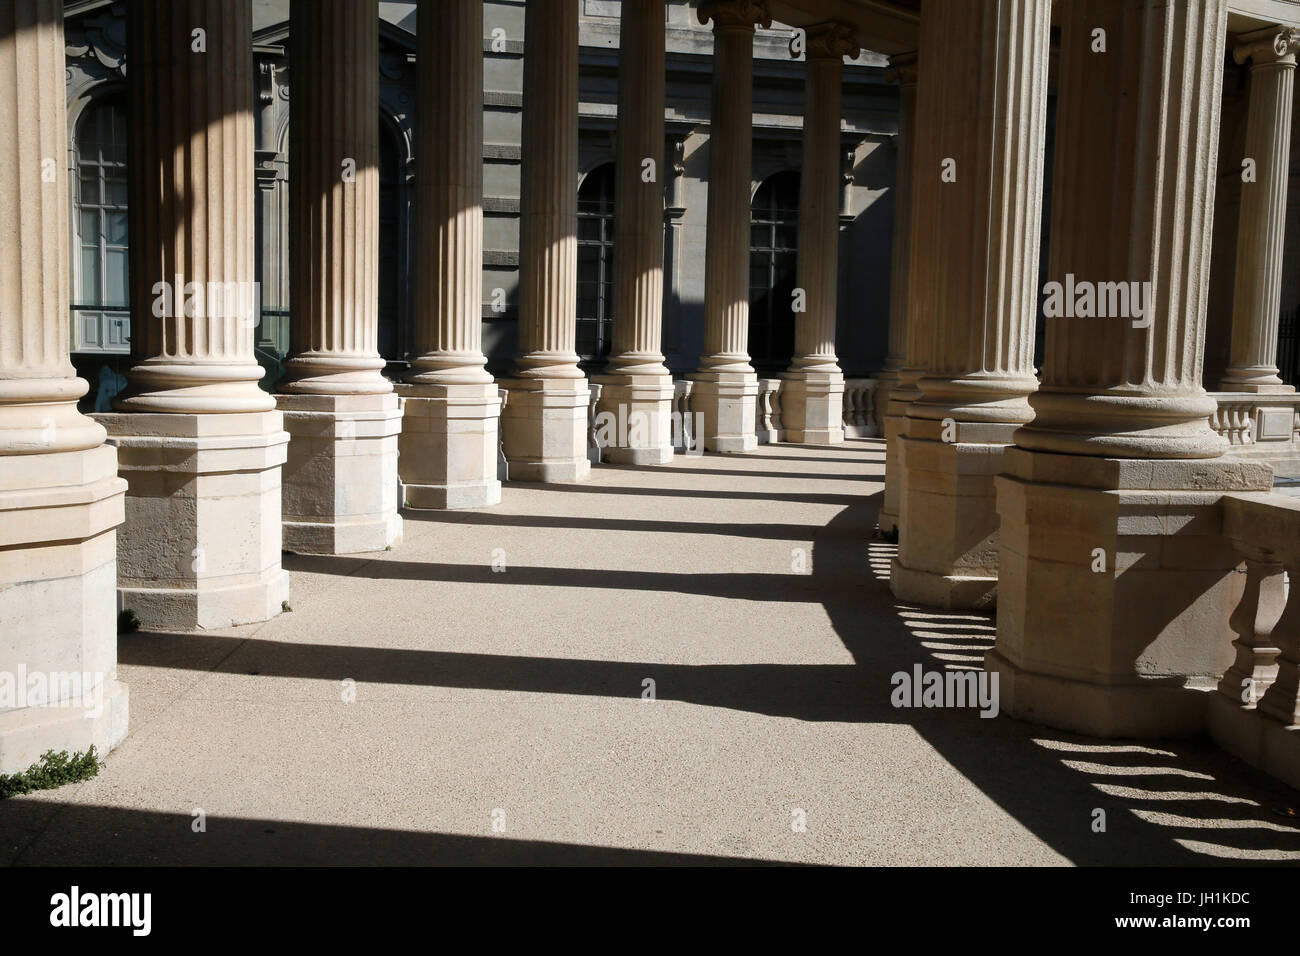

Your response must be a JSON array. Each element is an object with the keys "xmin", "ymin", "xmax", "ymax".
[{"xmin": 749, "ymin": 170, "xmax": 800, "ymax": 374}]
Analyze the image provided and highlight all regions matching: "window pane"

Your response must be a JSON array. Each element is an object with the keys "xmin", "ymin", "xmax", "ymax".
[
  {"xmin": 79, "ymin": 209, "xmax": 99, "ymax": 241},
  {"xmin": 80, "ymin": 246, "xmax": 100, "ymax": 303},
  {"xmin": 105, "ymin": 248, "xmax": 128, "ymax": 307},
  {"xmin": 106, "ymin": 211, "xmax": 128, "ymax": 244},
  {"xmin": 80, "ymin": 171, "xmax": 99, "ymax": 204},
  {"xmin": 105, "ymin": 172, "xmax": 127, "ymax": 206}
]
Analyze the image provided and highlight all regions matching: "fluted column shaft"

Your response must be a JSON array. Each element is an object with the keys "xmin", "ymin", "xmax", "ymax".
[
  {"xmin": 1223, "ymin": 28, "xmax": 1299, "ymax": 393},
  {"xmin": 409, "ymin": 0, "xmax": 490, "ymax": 385},
  {"xmin": 281, "ymin": 0, "xmax": 387, "ymax": 395},
  {"xmin": 1018, "ymin": 0, "xmax": 1228, "ymax": 459},
  {"xmin": 790, "ymin": 24, "xmax": 854, "ymax": 371},
  {"xmin": 119, "ymin": 0, "xmax": 271, "ymax": 414},
  {"xmin": 882, "ymin": 53, "xmax": 918, "ymax": 378},
  {"xmin": 909, "ymin": 0, "xmax": 1049, "ymax": 427},
  {"xmin": 514, "ymin": 0, "xmax": 582, "ymax": 379},
  {"xmin": 0, "ymin": 0, "xmax": 105, "ymax": 454},
  {"xmin": 607, "ymin": 0, "xmax": 668, "ymax": 375},
  {"xmin": 697, "ymin": 1, "xmax": 769, "ymax": 372}
]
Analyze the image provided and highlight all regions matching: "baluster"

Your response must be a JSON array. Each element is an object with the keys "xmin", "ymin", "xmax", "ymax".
[
  {"xmin": 1259, "ymin": 563, "xmax": 1300, "ymax": 723},
  {"xmin": 1218, "ymin": 547, "xmax": 1285, "ymax": 706}
]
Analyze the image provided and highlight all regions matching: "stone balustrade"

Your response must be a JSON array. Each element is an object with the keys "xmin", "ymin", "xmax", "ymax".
[
  {"xmin": 842, "ymin": 378, "xmax": 879, "ymax": 437},
  {"xmin": 1209, "ymin": 492, "xmax": 1300, "ymax": 789},
  {"xmin": 1209, "ymin": 392, "xmax": 1300, "ymax": 479}
]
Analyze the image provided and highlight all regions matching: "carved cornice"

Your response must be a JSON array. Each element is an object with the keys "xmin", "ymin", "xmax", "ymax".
[
  {"xmin": 884, "ymin": 50, "xmax": 918, "ymax": 86},
  {"xmin": 805, "ymin": 21, "xmax": 860, "ymax": 61},
  {"xmin": 697, "ymin": 0, "xmax": 771, "ymax": 33},
  {"xmin": 66, "ymin": 8, "xmax": 127, "ymax": 78},
  {"xmin": 1233, "ymin": 26, "xmax": 1300, "ymax": 66}
]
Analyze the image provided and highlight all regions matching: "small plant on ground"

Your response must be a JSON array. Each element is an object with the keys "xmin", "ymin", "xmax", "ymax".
[
  {"xmin": 281, "ymin": 600, "xmax": 292, "ymax": 613},
  {"xmin": 0, "ymin": 747, "xmax": 100, "ymax": 799},
  {"xmin": 117, "ymin": 609, "xmax": 140, "ymax": 634}
]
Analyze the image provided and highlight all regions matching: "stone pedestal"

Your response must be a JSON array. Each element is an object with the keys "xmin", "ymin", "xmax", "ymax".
[
  {"xmin": 594, "ymin": 378, "xmax": 676, "ymax": 465},
  {"xmin": 277, "ymin": 394, "xmax": 402, "ymax": 553},
  {"xmin": 0, "ymin": 446, "xmax": 130, "ymax": 772},
  {"xmin": 99, "ymin": 411, "xmax": 291, "ymax": 631},
  {"xmin": 689, "ymin": 377, "xmax": 759, "ymax": 454},
  {"xmin": 780, "ymin": 374, "xmax": 846, "ymax": 445},
  {"xmin": 397, "ymin": 384, "xmax": 502, "ymax": 508},
  {"xmin": 498, "ymin": 379, "xmax": 591, "ymax": 482},
  {"xmin": 987, "ymin": 450, "xmax": 1272, "ymax": 736},
  {"xmin": 892, "ymin": 420, "xmax": 1015, "ymax": 609}
]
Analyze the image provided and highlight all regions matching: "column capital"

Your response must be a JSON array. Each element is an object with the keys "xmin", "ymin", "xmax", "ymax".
[
  {"xmin": 1233, "ymin": 26, "xmax": 1300, "ymax": 66},
  {"xmin": 885, "ymin": 50, "xmax": 918, "ymax": 86},
  {"xmin": 698, "ymin": 0, "xmax": 770, "ymax": 32},
  {"xmin": 805, "ymin": 21, "xmax": 860, "ymax": 60}
]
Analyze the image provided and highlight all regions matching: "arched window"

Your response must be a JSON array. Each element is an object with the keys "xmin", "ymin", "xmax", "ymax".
[
  {"xmin": 749, "ymin": 170, "xmax": 800, "ymax": 373},
  {"xmin": 576, "ymin": 162, "xmax": 615, "ymax": 361},
  {"xmin": 72, "ymin": 94, "xmax": 130, "ymax": 353}
]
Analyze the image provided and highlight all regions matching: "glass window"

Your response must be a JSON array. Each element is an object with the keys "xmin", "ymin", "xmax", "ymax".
[
  {"xmin": 71, "ymin": 95, "xmax": 130, "ymax": 353},
  {"xmin": 576, "ymin": 163, "xmax": 616, "ymax": 363}
]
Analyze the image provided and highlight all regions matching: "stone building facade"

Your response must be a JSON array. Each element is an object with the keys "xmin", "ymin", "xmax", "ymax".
[{"xmin": 63, "ymin": 0, "xmax": 900, "ymax": 406}]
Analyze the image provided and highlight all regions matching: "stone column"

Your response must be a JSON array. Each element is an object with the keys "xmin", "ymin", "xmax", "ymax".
[
  {"xmin": 592, "ymin": 0, "xmax": 675, "ymax": 465},
  {"xmin": 688, "ymin": 0, "xmax": 770, "ymax": 453},
  {"xmin": 877, "ymin": 51, "xmax": 918, "ymax": 538},
  {"xmin": 987, "ymin": 0, "xmax": 1274, "ymax": 737},
  {"xmin": 276, "ymin": 0, "xmax": 403, "ymax": 553},
  {"xmin": 1222, "ymin": 27, "xmax": 1300, "ymax": 393},
  {"xmin": 889, "ymin": 0, "xmax": 1049, "ymax": 610},
  {"xmin": 398, "ymin": 0, "xmax": 501, "ymax": 508},
  {"xmin": 0, "ymin": 0, "xmax": 129, "ymax": 772},
  {"xmin": 97, "ymin": 0, "xmax": 290, "ymax": 630},
  {"xmin": 498, "ymin": 0, "xmax": 590, "ymax": 481},
  {"xmin": 781, "ymin": 22, "xmax": 858, "ymax": 445}
]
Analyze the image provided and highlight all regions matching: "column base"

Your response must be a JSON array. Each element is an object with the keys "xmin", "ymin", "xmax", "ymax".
[
  {"xmin": 96, "ymin": 410, "xmax": 291, "ymax": 631},
  {"xmin": 878, "ymin": 408, "xmax": 905, "ymax": 536},
  {"xmin": 498, "ymin": 377, "xmax": 591, "ymax": 482},
  {"xmin": 687, "ymin": 373, "xmax": 758, "ymax": 453},
  {"xmin": 0, "ymin": 444, "xmax": 129, "ymax": 773},
  {"xmin": 779, "ymin": 371, "xmax": 845, "ymax": 444},
  {"xmin": 396, "ymin": 383, "xmax": 502, "ymax": 509},
  {"xmin": 1206, "ymin": 692, "xmax": 1300, "ymax": 792},
  {"xmin": 277, "ymin": 393, "xmax": 403, "ymax": 554},
  {"xmin": 989, "ymin": 447, "xmax": 1274, "ymax": 737},
  {"xmin": 985, "ymin": 647, "xmax": 1214, "ymax": 738},
  {"xmin": 889, "ymin": 561, "xmax": 997, "ymax": 610},
  {"xmin": 591, "ymin": 375, "xmax": 675, "ymax": 465},
  {"xmin": 890, "ymin": 420, "xmax": 1015, "ymax": 609}
]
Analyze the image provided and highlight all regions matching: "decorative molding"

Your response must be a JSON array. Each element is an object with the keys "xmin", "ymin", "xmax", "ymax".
[
  {"xmin": 805, "ymin": 21, "xmax": 860, "ymax": 61},
  {"xmin": 697, "ymin": 0, "xmax": 771, "ymax": 32}
]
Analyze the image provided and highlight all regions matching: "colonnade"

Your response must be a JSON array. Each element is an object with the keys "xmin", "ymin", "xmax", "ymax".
[{"xmin": 0, "ymin": 0, "xmax": 861, "ymax": 771}]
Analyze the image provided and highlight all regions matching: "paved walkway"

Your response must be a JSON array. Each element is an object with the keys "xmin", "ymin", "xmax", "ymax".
[{"xmin": 3, "ymin": 439, "xmax": 1298, "ymax": 864}]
